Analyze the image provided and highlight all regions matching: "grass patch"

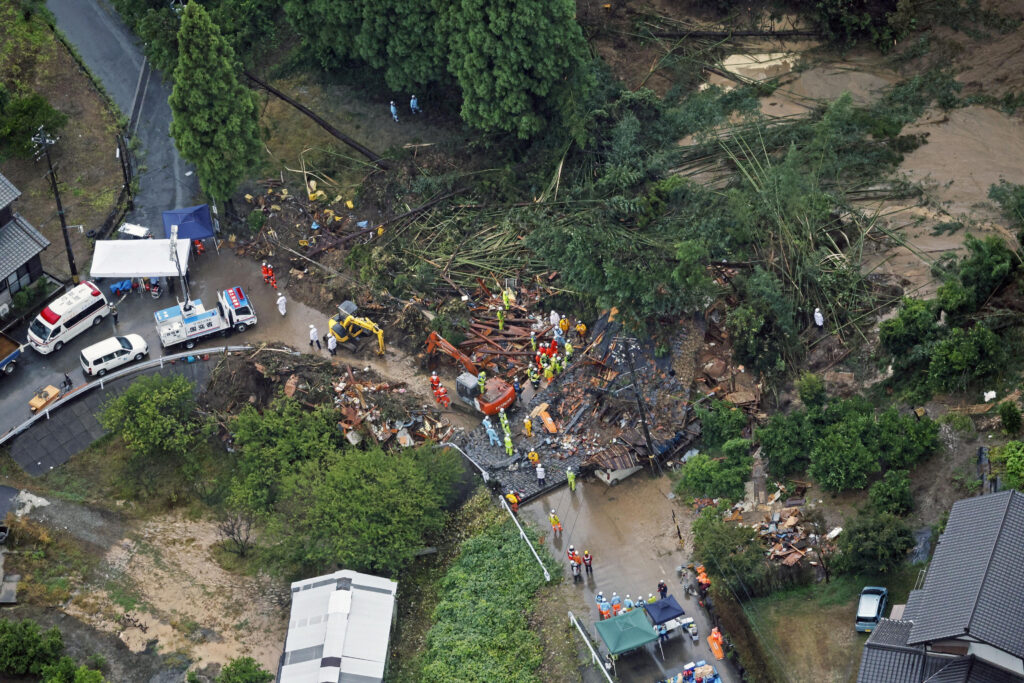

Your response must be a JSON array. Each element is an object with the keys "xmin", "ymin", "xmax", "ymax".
[
  {"xmin": 745, "ymin": 565, "xmax": 922, "ymax": 683},
  {"xmin": 4, "ymin": 518, "xmax": 100, "ymax": 606}
]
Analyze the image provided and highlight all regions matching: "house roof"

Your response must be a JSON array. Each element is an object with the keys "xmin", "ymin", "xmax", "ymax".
[
  {"xmin": 0, "ymin": 213, "xmax": 50, "ymax": 279},
  {"xmin": 857, "ymin": 620, "xmax": 927, "ymax": 683},
  {"xmin": 923, "ymin": 656, "xmax": 1024, "ymax": 683},
  {"xmin": 0, "ymin": 173, "xmax": 20, "ymax": 209},
  {"xmin": 907, "ymin": 491, "xmax": 1024, "ymax": 657},
  {"xmin": 279, "ymin": 569, "xmax": 397, "ymax": 683}
]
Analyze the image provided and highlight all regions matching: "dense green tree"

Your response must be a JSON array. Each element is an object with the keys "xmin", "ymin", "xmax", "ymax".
[
  {"xmin": 0, "ymin": 618, "xmax": 64, "ymax": 676},
  {"xmin": 383, "ymin": 0, "xmax": 447, "ymax": 90},
  {"xmin": 99, "ymin": 374, "xmax": 210, "ymax": 491},
  {"xmin": 268, "ymin": 445, "xmax": 461, "ymax": 575},
  {"xmin": 692, "ymin": 507, "xmax": 772, "ymax": 597},
  {"xmin": 696, "ymin": 399, "xmax": 747, "ymax": 451},
  {"xmin": 283, "ymin": 0, "xmax": 364, "ymax": 69},
  {"xmin": 228, "ymin": 398, "xmax": 342, "ymax": 514},
  {"xmin": 217, "ymin": 657, "xmax": 273, "ymax": 683},
  {"xmin": 879, "ymin": 298, "xmax": 940, "ymax": 366},
  {"xmin": 868, "ymin": 470, "xmax": 913, "ymax": 516},
  {"xmin": 927, "ymin": 324, "xmax": 1004, "ymax": 393},
  {"xmin": 837, "ymin": 510, "xmax": 913, "ymax": 575},
  {"xmin": 169, "ymin": 2, "xmax": 261, "ymax": 203},
  {"xmin": 796, "ymin": 372, "xmax": 826, "ymax": 408},
  {"xmin": 809, "ymin": 419, "xmax": 879, "ymax": 493},
  {"xmin": 674, "ymin": 442, "xmax": 751, "ymax": 502},
  {"xmin": 952, "ymin": 234, "xmax": 1018, "ymax": 312},
  {"xmin": 873, "ymin": 407, "xmax": 939, "ymax": 469},
  {"xmin": 756, "ymin": 410, "xmax": 813, "ymax": 479},
  {"xmin": 445, "ymin": 0, "xmax": 589, "ymax": 138},
  {"xmin": 0, "ymin": 87, "xmax": 67, "ymax": 160},
  {"xmin": 41, "ymin": 657, "xmax": 106, "ymax": 683}
]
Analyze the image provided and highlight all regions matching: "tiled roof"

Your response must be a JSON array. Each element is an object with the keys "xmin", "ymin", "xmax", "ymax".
[
  {"xmin": 0, "ymin": 213, "xmax": 50, "ymax": 279},
  {"xmin": 0, "ymin": 173, "xmax": 21, "ymax": 209},
  {"xmin": 903, "ymin": 589, "xmax": 926, "ymax": 621},
  {"xmin": 870, "ymin": 619, "xmax": 915, "ymax": 647},
  {"xmin": 924, "ymin": 656, "xmax": 1024, "ymax": 683},
  {"xmin": 908, "ymin": 491, "xmax": 1024, "ymax": 657}
]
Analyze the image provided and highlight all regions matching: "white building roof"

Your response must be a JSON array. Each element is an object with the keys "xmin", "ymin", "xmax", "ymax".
[{"xmin": 279, "ymin": 570, "xmax": 398, "ymax": 683}]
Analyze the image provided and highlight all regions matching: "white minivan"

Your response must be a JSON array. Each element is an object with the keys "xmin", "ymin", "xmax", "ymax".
[
  {"xmin": 80, "ymin": 334, "xmax": 149, "ymax": 377},
  {"xmin": 27, "ymin": 281, "xmax": 111, "ymax": 354}
]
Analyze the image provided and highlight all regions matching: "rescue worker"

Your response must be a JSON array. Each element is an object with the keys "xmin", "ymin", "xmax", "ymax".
[
  {"xmin": 527, "ymin": 364, "xmax": 540, "ymax": 389},
  {"xmin": 503, "ymin": 433, "xmax": 514, "ymax": 457},
  {"xmin": 261, "ymin": 262, "xmax": 269, "ymax": 283},
  {"xmin": 539, "ymin": 353, "xmax": 551, "ymax": 372},
  {"xmin": 594, "ymin": 592, "xmax": 605, "ymax": 608},
  {"xmin": 501, "ymin": 287, "xmax": 511, "ymax": 310},
  {"xmin": 527, "ymin": 450, "xmax": 539, "ymax": 465},
  {"xmin": 658, "ymin": 579, "xmax": 668, "ymax": 600},
  {"xmin": 505, "ymin": 489, "xmax": 521, "ymax": 514},
  {"xmin": 575, "ymin": 320, "xmax": 587, "ymax": 343},
  {"xmin": 433, "ymin": 385, "xmax": 445, "ymax": 404},
  {"xmin": 536, "ymin": 462, "xmax": 546, "ymax": 487},
  {"xmin": 326, "ymin": 333, "xmax": 337, "ymax": 356},
  {"xmin": 624, "ymin": 594, "xmax": 635, "ymax": 612},
  {"xmin": 486, "ymin": 425, "xmax": 501, "ymax": 446},
  {"xmin": 410, "ymin": 94, "xmax": 421, "ymax": 114},
  {"xmin": 610, "ymin": 593, "xmax": 622, "ymax": 616},
  {"xmin": 549, "ymin": 509, "xmax": 562, "ymax": 536},
  {"xmin": 543, "ymin": 365, "xmax": 554, "ymax": 383},
  {"xmin": 582, "ymin": 550, "xmax": 593, "ymax": 576},
  {"xmin": 570, "ymin": 560, "xmax": 582, "ymax": 584},
  {"xmin": 390, "ymin": 100, "xmax": 399, "ymax": 122},
  {"xmin": 648, "ymin": 593, "xmax": 656, "ymax": 604},
  {"xmin": 499, "ymin": 408, "xmax": 511, "ymax": 436},
  {"xmin": 276, "ymin": 293, "xmax": 287, "ymax": 317},
  {"xmin": 635, "ymin": 595, "xmax": 646, "ymax": 608},
  {"xmin": 567, "ymin": 545, "xmax": 581, "ymax": 564},
  {"xmin": 559, "ymin": 315, "xmax": 570, "ymax": 336},
  {"xmin": 268, "ymin": 264, "xmax": 277, "ymax": 289},
  {"xmin": 529, "ymin": 331, "xmax": 538, "ymax": 352},
  {"xmin": 482, "ymin": 415, "xmax": 493, "ymax": 431},
  {"xmin": 599, "ymin": 596, "xmax": 611, "ymax": 621},
  {"xmin": 658, "ymin": 624, "xmax": 669, "ymax": 643},
  {"xmin": 523, "ymin": 416, "xmax": 533, "ymax": 438},
  {"xmin": 496, "ymin": 307, "xmax": 505, "ymax": 331},
  {"xmin": 566, "ymin": 466, "xmax": 576, "ymax": 492},
  {"xmin": 550, "ymin": 354, "xmax": 562, "ymax": 375},
  {"xmin": 477, "ymin": 370, "xmax": 487, "ymax": 395},
  {"xmin": 309, "ymin": 324, "xmax": 321, "ymax": 350},
  {"xmin": 513, "ymin": 377, "xmax": 522, "ymax": 402},
  {"xmin": 430, "ymin": 371, "xmax": 441, "ymax": 392},
  {"xmin": 192, "ymin": 239, "xmax": 205, "ymax": 256},
  {"xmin": 553, "ymin": 327, "xmax": 565, "ymax": 347},
  {"xmin": 564, "ymin": 340, "xmax": 574, "ymax": 363},
  {"xmin": 436, "ymin": 385, "xmax": 450, "ymax": 408}
]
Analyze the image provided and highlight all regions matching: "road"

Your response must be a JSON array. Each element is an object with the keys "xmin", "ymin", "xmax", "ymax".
[{"xmin": 47, "ymin": 0, "xmax": 198, "ymax": 235}]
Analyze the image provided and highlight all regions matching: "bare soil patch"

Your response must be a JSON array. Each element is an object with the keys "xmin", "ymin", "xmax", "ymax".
[
  {"xmin": 67, "ymin": 513, "xmax": 289, "ymax": 674},
  {"xmin": 0, "ymin": 23, "xmax": 122, "ymax": 280}
]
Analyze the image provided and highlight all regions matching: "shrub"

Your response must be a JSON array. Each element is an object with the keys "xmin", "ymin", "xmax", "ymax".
[
  {"xmin": 246, "ymin": 210, "xmax": 265, "ymax": 233},
  {"xmin": 0, "ymin": 618, "xmax": 64, "ymax": 676},
  {"xmin": 756, "ymin": 410, "xmax": 813, "ymax": 479},
  {"xmin": 927, "ymin": 325, "xmax": 1004, "ymax": 393},
  {"xmin": 692, "ymin": 506, "xmax": 773, "ymax": 598},
  {"xmin": 0, "ymin": 89, "xmax": 68, "ymax": 161},
  {"xmin": 989, "ymin": 180, "xmax": 1024, "ymax": 232},
  {"xmin": 991, "ymin": 440, "xmax": 1024, "ymax": 491},
  {"xmin": 796, "ymin": 372, "xmax": 826, "ymax": 408},
  {"xmin": 868, "ymin": 470, "xmax": 913, "ymax": 516},
  {"xmin": 696, "ymin": 399, "xmax": 747, "ymax": 452},
  {"xmin": 998, "ymin": 401, "xmax": 1022, "ymax": 435},
  {"xmin": 675, "ymin": 440, "xmax": 752, "ymax": 502},
  {"xmin": 878, "ymin": 298, "xmax": 940, "ymax": 367},
  {"xmin": 216, "ymin": 657, "xmax": 273, "ymax": 683},
  {"xmin": 837, "ymin": 510, "xmax": 914, "ymax": 575},
  {"xmin": 809, "ymin": 420, "xmax": 879, "ymax": 493}
]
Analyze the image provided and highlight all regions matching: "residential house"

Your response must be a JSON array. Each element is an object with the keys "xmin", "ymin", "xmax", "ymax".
[
  {"xmin": 0, "ymin": 173, "xmax": 50, "ymax": 309},
  {"xmin": 857, "ymin": 489, "xmax": 1024, "ymax": 682},
  {"xmin": 278, "ymin": 569, "xmax": 398, "ymax": 683}
]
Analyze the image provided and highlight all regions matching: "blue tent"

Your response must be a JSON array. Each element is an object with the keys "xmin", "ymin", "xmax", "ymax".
[
  {"xmin": 162, "ymin": 204, "xmax": 214, "ymax": 240},
  {"xmin": 643, "ymin": 595, "xmax": 685, "ymax": 625}
]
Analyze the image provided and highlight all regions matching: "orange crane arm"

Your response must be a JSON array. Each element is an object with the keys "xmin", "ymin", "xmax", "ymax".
[{"xmin": 426, "ymin": 331, "xmax": 479, "ymax": 375}]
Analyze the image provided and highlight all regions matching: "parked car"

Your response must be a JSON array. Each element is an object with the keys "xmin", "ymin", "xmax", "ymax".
[
  {"xmin": 80, "ymin": 334, "xmax": 149, "ymax": 377},
  {"xmin": 856, "ymin": 586, "xmax": 888, "ymax": 632}
]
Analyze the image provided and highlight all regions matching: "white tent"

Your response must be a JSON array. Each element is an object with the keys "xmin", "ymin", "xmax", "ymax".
[{"xmin": 90, "ymin": 239, "xmax": 191, "ymax": 278}]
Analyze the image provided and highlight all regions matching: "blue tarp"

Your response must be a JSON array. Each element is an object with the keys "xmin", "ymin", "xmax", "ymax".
[
  {"xmin": 643, "ymin": 595, "xmax": 685, "ymax": 625},
  {"xmin": 162, "ymin": 204, "xmax": 214, "ymax": 240}
]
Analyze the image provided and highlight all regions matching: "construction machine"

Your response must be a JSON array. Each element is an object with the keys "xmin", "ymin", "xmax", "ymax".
[
  {"xmin": 329, "ymin": 301, "xmax": 385, "ymax": 355},
  {"xmin": 425, "ymin": 331, "xmax": 515, "ymax": 416}
]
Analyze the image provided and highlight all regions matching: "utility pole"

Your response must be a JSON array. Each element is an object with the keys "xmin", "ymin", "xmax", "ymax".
[
  {"xmin": 32, "ymin": 126, "xmax": 79, "ymax": 284},
  {"xmin": 616, "ymin": 337, "xmax": 663, "ymax": 476}
]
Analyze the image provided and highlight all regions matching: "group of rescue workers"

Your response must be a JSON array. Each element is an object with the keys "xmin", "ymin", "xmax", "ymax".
[{"xmin": 594, "ymin": 579, "xmax": 670, "ymax": 620}]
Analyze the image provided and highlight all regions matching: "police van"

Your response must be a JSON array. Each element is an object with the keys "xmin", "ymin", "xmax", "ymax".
[{"xmin": 27, "ymin": 281, "xmax": 111, "ymax": 354}]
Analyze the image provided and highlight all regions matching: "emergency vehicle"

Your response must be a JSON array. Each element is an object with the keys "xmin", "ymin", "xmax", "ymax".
[{"xmin": 154, "ymin": 286, "xmax": 256, "ymax": 349}]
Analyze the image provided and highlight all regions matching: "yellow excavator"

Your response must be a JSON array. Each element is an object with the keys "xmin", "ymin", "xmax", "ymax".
[{"xmin": 328, "ymin": 301, "xmax": 385, "ymax": 355}]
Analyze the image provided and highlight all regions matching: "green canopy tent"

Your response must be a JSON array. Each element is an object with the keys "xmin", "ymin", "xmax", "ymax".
[{"xmin": 594, "ymin": 608, "xmax": 660, "ymax": 661}]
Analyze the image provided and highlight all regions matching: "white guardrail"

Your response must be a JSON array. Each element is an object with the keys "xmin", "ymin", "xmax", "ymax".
[{"xmin": 0, "ymin": 344, "xmax": 256, "ymax": 448}]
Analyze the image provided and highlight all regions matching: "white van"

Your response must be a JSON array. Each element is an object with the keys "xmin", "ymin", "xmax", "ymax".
[
  {"xmin": 27, "ymin": 281, "xmax": 111, "ymax": 354},
  {"xmin": 80, "ymin": 334, "xmax": 149, "ymax": 377}
]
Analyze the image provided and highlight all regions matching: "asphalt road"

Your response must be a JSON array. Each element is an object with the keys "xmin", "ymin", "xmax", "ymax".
[{"xmin": 47, "ymin": 0, "xmax": 199, "ymax": 236}]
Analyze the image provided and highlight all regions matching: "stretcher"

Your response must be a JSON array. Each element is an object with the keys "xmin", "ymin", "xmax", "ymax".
[{"xmin": 707, "ymin": 634, "xmax": 725, "ymax": 660}]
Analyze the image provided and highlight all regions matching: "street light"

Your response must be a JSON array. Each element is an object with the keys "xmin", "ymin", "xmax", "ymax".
[
  {"xmin": 612, "ymin": 336, "xmax": 663, "ymax": 476},
  {"xmin": 31, "ymin": 126, "xmax": 79, "ymax": 284}
]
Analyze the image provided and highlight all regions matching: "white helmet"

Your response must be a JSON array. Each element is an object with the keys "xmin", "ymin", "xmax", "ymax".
[
  {"xmin": 550, "ymin": 509, "xmax": 556, "ymax": 515},
  {"xmin": 569, "ymin": 545, "xmax": 575, "ymax": 552}
]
